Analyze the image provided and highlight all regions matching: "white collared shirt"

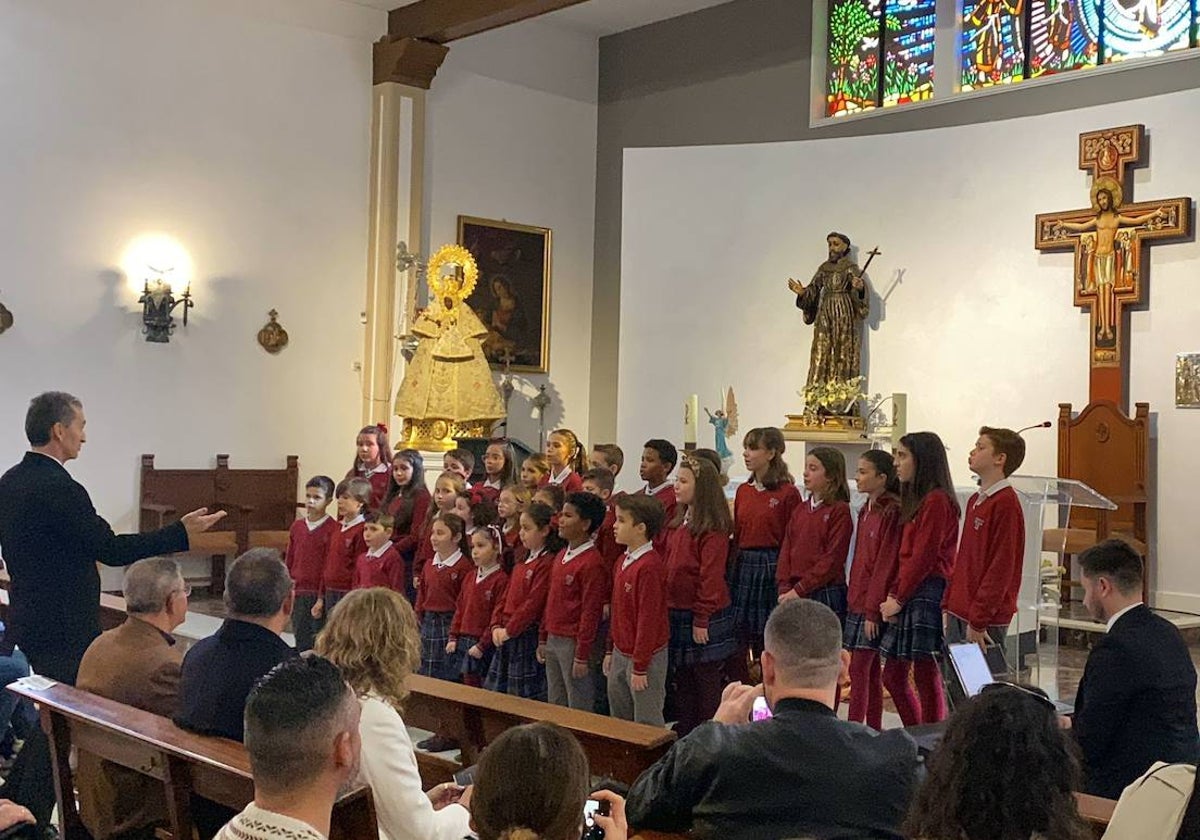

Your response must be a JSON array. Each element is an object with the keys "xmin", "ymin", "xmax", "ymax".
[
  {"xmin": 359, "ymin": 461, "xmax": 389, "ymax": 476},
  {"xmin": 433, "ymin": 550, "xmax": 462, "ymax": 569},
  {"xmin": 1106, "ymin": 602, "xmax": 1142, "ymax": 632},
  {"xmin": 484, "ymin": 478, "xmax": 503, "ymax": 491},
  {"xmin": 621, "ymin": 542, "xmax": 654, "ymax": 571},
  {"xmin": 561, "ymin": 540, "xmax": 596, "ymax": 564},
  {"xmin": 644, "ymin": 480, "xmax": 672, "ymax": 496},
  {"xmin": 476, "ymin": 563, "xmax": 501, "ymax": 583},
  {"xmin": 976, "ymin": 478, "xmax": 1013, "ymax": 501},
  {"xmin": 749, "ymin": 477, "xmax": 766, "ymax": 491},
  {"xmin": 341, "ymin": 513, "xmax": 365, "ymax": 531},
  {"xmin": 525, "ymin": 546, "xmax": 548, "ymax": 563},
  {"xmin": 806, "ymin": 494, "xmax": 824, "ymax": 512},
  {"xmin": 549, "ymin": 467, "xmax": 574, "ymax": 486},
  {"xmin": 367, "ymin": 540, "xmax": 395, "ymax": 559},
  {"xmin": 305, "ymin": 514, "xmax": 331, "ymax": 532}
]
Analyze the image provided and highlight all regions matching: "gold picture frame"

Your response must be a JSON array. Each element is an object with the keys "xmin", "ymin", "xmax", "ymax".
[
  {"xmin": 1177, "ymin": 353, "xmax": 1200, "ymax": 409},
  {"xmin": 457, "ymin": 215, "xmax": 552, "ymax": 374}
]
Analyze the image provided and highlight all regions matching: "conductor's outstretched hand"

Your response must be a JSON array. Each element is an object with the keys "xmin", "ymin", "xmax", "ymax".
[{"xmin": 181, "ymin": 508, "xmax": 228, "ymax": 536}]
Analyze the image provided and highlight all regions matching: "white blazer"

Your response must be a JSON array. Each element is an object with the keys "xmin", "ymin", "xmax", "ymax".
[{"xmin": 357, "ymin": 694, "xmax": 472, "ymax": 840}]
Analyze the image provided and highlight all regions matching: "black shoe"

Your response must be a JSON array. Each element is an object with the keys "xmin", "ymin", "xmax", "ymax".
[{"xmin": 416, "ymin": 734, "xmax": 459, "ymax": 753}]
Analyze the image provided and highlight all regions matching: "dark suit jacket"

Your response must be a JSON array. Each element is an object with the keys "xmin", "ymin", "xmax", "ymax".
[
  {"xmin": 626, "ymin": 697, "xmax": 920, "ymax": 840},
  {"xmin": 0, "ymin": 452, "xmax": 189, "ymax": 664},
  {"xmin": 76, "ymin": 617, "xmax": 184, "ymax": 839},
  {"xmin": 175, "ymin": 619, "xmax": 295, "ymax": 742},
  {"xmin": 1074, "ymin": 604, "xmax": 1199, "ymax": 798}
]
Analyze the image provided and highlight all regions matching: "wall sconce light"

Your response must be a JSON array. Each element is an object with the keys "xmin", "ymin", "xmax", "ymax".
[{"xmin": 138, "ymin": 267, "xmax": 193, "ymax": 343}]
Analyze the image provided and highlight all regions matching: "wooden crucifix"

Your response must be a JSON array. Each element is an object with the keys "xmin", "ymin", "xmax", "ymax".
[{"xmin": 1035, "ymin": 124, "xmax": 1192, "ymax": 409}]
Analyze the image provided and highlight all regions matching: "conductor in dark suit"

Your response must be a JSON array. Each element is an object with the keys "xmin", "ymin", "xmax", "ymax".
[
  {"xmin": 0, "ymin": 391, "xmax": 224, "ymax": 825},
  {"xmin": 1072, "ymin": 538, "xmax": 1199, "ymax": 799}
]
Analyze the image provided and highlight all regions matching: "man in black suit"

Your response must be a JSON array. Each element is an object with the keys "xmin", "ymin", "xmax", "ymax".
[
  {"xmin": 1072, "ymin": 538, "xmax": 1199, "ymax": 799},
  {"xmin": 0, "ymin": 391, "xmax": 224, "ymax": 826},
  {"xmin": 626, "ymin": 599, "xmax": 920, "ymax": 840}
]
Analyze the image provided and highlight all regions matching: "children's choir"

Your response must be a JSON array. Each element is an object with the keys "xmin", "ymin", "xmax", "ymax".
[{"xmin": 287, "ymin": 423, "xmax": 1026, "ymax": 731}]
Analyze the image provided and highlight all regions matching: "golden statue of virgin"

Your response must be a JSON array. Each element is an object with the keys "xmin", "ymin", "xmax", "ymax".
[{"xmin": 394, "ymin": 244, "xmax": 505, "ymax": 451}]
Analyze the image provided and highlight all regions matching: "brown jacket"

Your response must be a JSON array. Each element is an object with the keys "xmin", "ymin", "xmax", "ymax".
[{"xmin": 76, "ymin": 616, "xmax": 183, "ymax": 839}]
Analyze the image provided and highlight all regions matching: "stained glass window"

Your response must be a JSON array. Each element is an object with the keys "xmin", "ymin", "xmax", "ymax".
[
  {"xmin": 1029, "ymin": 1, "xmax": 1100, "ymax": 76},
  {"xmin": 1103, "ymin": 0, "xmax": 1193, "ymax": 61},
  {"xmin": 961, "ymin": 1, "xmax": 1027, "ymax": 90},
  {"xmin": 826, "ymin": 0, "xmax": 884, "ymax": 117},
  {"xmin": 883, "ymin": 0, "xmax": 937, "ymax": 106}
]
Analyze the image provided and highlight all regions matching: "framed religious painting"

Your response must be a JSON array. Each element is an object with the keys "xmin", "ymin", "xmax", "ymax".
[{"xmin": 457, "ymin": 215, "xmax": 553, "ymax": 373}]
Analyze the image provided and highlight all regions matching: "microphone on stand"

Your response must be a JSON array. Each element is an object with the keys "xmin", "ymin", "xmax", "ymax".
[{"xmin": 1017, "ymin": 421, "xmax": 1052, "ymax": 435}]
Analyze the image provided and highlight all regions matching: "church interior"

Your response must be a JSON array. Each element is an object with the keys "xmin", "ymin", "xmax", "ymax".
[{"xmin": 1, "ymin": 0, "xmax": 1200, "ymax": 833}]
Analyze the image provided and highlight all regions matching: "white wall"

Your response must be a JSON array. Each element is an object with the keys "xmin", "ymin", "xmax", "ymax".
[
  {"xmin": 620, "ymin": 88, "xmax": 1200, "ymax": 606},
  {"xmin": 427, "ymin": 20, "xmax": 599, "ymax": 448},
  {"xmin": 0, "ymin": 0, "xmax": 384, "ymax": 550}
]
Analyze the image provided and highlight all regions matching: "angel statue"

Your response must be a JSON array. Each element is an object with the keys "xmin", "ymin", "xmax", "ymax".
[
  {"xmin": 394, "ymin": 244, "xmax": 505, "ymax": 450},
  {"xmin": 705, "ymin": 388, "xmax": 738, "ymax": 472}
]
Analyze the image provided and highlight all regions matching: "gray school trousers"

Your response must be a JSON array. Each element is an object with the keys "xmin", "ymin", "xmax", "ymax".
[
  {"xmin": 545, "ymin": 634, "xmax": 595, "ymax": 711},
  {"xmin": 607, "ymin": 647, "xmax": 668, "ymax": 727}
]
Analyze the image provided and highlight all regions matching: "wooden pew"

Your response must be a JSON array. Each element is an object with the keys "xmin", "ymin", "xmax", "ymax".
[
  {"xmin": 403, "ymin": 674, "xmax": 675, "ymax": 786},
  {"xmin": 1076, "ymin": 792, "xmax": 1116, "ymax": 837},
  {"xmin": 7, "ymin": 682, "xmax": 375, "ymax": 840}
]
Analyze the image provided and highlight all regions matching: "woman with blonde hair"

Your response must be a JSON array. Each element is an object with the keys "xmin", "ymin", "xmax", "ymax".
[{"xmin": 316, "ymin": 588, "xmax": 471, "ymax": 840}]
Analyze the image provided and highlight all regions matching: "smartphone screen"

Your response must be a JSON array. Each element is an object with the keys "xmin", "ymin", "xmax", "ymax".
[
  {"xmin": 583, "ymin": 799, "xmax": 600, "ymax": 826},
  {"xmin": 751, "ymin": 696, "xmax": 772, "ymax": 721}
]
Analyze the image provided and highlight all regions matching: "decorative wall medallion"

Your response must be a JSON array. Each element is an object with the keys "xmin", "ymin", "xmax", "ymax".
[
  {"xmin": 257, "ymin": 309, "xmax": 289, "ymax": 354},
  {"xmin": 0, "ymin": 301, "xmax": 11, "ymax": 336},
  {"xmin": 1177, "ymin": 353, "xmax": 1200, "ymax": 408}
]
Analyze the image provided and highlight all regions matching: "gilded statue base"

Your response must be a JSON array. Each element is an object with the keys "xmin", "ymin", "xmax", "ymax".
[
  {"xmin": 782, "ymin": 413, "xmax": 869, "ymax": 444},
  {"xmin": 399, "ymin": 417, "xmax": 498, "ymax": 452}
]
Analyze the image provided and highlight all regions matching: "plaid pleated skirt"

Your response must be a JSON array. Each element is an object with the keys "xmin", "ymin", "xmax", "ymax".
[
  {"xmin": 807, "ymin": 583, "xmax": 848, "ymax": 628},
  {"xmin": 729, "ymin": 548, "xmax": 780, "ymax": 639},
  {"xmin": 843, "ymin": 612, "xmax": 881, "ymax": 651},
  {"xmin": 456, "ymin": 634, "xmax": 495, "ymax": 679},
  {"xmin": 419, "ymin": 611, "xmax": 461, "ymax": 681},
  {"xmin": 668, "ymin": 607, "xmax": 736, "ymax": 669},
  {"xmin": 879, "ymin": 576, "xmax": 947, "ymax": 660},
  {"xmin": 484, "ymin": 625, "xmax": 547, "ymax": 700}
]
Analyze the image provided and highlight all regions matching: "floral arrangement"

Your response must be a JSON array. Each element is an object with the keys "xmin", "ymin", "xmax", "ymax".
[{"xmin": 800, "ymin": 375, "xmax": 866, "ymax": 419}]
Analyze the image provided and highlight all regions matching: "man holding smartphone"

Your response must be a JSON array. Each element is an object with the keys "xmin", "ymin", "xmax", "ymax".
[{"xmin": 626, "ymin": 600, "xmax": 921, "ymax": 840}]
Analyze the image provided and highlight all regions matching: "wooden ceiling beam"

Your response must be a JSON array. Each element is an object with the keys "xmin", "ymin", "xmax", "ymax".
[{"xmin": 387, "ymin": 0, "xmax": 591, "ymax": 44}]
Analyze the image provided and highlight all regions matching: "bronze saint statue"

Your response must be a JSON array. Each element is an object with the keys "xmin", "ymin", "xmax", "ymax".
[{"xmin": 787, "ymin": 232, "xmax": 871, "ymax": 398}]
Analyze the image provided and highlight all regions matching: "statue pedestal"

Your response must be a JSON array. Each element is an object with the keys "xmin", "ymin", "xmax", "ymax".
[{"xmin": 782, "ymin": 413, "xmax": 874, "ymax": 462}]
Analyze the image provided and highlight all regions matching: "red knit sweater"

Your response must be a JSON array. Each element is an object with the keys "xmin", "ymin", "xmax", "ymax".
[
  {"xmin": 387, "ymin": 488, "xmax": 430, "ymax": 558},
  {"xmin": 777, "ymin": 498, "xmax": 853, "ymax": 597},
  {"xmin": 540, "ymin": 543, "xmax": 608, "ymax": 661},
  {"xmin": 450, "ymin": 566, "xmax": 509, "ymax": 649},
  {"xmin": 943, "ymin": 485, "xmax": 1024, "ymax": 630},
  {"xmin": 608, "ymin": 546, "xmax": 669, "ymax": 674},
  {"xmin": 892, "ymin": 491, "xmax": 959, "ymax": 603},
  {"xmin": 492, "ymin": 550, "xmax": 552, "ymax": 637},
  {"xmin": 322, "ymin": 519, "xmax": 366, "ymax": 595},
  {"xmin": 846, "ymin": 495, "xmax": 902, "ymax": 621},
  {"xmin": 352, "ymin": 544, "xmax": 405, "ymax": 591},
  {"xmin": 734, "ymin": 481, "xmax": 801, "ymax": 549},
  {"xmin": 418, "ymin": 552, "xmax": 467, "ymax": 615},
  {"xmin": 664, "ymin": 526, "xmax": 731, "ymax": 626},
  {"xmin": 285, "ymin": 516, "xmax": 337, "ymax": 596}
]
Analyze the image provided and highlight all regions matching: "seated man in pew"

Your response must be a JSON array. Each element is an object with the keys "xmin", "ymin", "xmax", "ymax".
[
  {"xmin": 626, "ymin": 599, "xmax": 921, "ymax": 840},
  {"xmin": 216, "ymin": 656, "xmax": 362, "ymax": 840},
  {"xmin": 76, "ymin": 557, "xmax": 189, "ymax": 840}
]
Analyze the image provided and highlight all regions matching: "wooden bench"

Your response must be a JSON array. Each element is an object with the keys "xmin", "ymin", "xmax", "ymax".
[
  {"xmin": 139, "ymin": 454, "xmax": 300, "ymax": 595},
  {"xmin": 7, "ymin": 681, "xmax": 376, "ymax": 840},
  {"xmin": 403, "ymin": 674, "xmax": 675, "ymax": 786}
]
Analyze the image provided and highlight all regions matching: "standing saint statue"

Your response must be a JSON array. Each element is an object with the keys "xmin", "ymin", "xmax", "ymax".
[{"xmin": 787, "ymin": 232, "xmax": 870, "ymax": 396}]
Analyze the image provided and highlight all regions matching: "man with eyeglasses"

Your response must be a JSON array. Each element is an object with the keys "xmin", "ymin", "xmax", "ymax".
[{"xmin": 75, "ymin": 557, "xmax": 191, "ymax": 840}]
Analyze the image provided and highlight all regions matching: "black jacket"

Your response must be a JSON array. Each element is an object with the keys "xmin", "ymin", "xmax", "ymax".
[
  {"xmin": 626, "ymin": 697, "xmax": 920, "ymax": 840},
  {"xmin": 1074, "ymin": 604, "xmax": 1199, "ymax": 798},
  {"xmin": 0, "ymin": 452, "xmax": 188, "ymax": 661},
  {"xmin": 175, "ymin": 619, "xmax": 296, "ymax": 742}
]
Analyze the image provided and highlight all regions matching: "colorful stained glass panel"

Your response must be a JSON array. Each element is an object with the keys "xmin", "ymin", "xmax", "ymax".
[
  {"xmin": 1029, "ymin": 0, "xmax": 1100, "ymax": 76},
  {"xmin": 882, "ymin": 0, "xmax": 937, "ymax": 107},
  {"xmin": 826, "ymin": 0, "xmax": 883, "ymax": 117},
  {"xmin": 961, "ymin": 1, "xmax": 1028, "ymax": 90},
  {"xmin": 1103, "ymin": 0, "xmax": 1193, "ymax": 61}
]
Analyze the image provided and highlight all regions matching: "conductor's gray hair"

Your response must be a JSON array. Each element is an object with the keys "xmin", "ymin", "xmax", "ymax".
[
  {"xmin": 123, "ymin": 557, "xmax": 184, "ymax": 614},
  {"xmin": 763, "ymin": 599, "xmax": 843, "ymax": 689}
]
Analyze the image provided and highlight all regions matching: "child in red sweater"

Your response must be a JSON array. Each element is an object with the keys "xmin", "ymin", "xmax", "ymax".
[
  {"xmin": 497, "ymin": 485, "xmax": 530, "ymax": 572},
  {"xmin": 520, "ymin": 454, "xmax": 550, "ymax": 493},
  {"xmin": 545, "ymin": 428, "xmax": 587, "ymax": 493},
  {"xmin": 486, "ymin": 502, "xmax": 563, "ymax": 699},
  {"xmin": 443, "ymin": 448, "xmax": 475, "ymax": 485},
  {"xmin": 538, "ymin": 492, "xmax": 609, "ymax": 711},
  {"xmin": 418, "ymin": 512, "xmax": 470, "ymax": 681},
  {"xmin": 777, "ymin": 447, "xmax": 854, "ymax": 619},
  {"xmin": 639, "ymin": 439, "xmax": 678, "ymax": 528},
  {"xmin": 285, "ymin": 475, "xmax": 338, "ymax": 652},
  {"xmin": 477, "ymin": 439, "xmax": 517, "ymax": 504},
  {"xmin": 532, "ymin": 484, "xmax": 565, "ymax": 513},
  {"xmin": 844, "ymin": 451, "xmax": 902, "ymax": 730},
  {"xmin": 590, "ymin": 444, "xmax": 625, "ymax": 488},
  {"xmin": 383, "ymin": 449, "xmax": 430, "ymax": 603},
  {"xmin": 352, "ymin": 513, "xmax": 405, "ymax": 593},
  {"xmin": 313, "ymin": 477, "xmax": 371, "ymax": 622},
  {"xmin": 944, "ymin": 427, "xmax": 1026, "ymax": 662},
  {"xmin": 347, "ymin": 424, "xmax": 392, "ymax": 512},
  {"xmin": 664, "ymin": 455, "xmax": 733, "ymax": 735},
  {"xmin": 448, "ymin": 526, "xmax": 509, "ymax": 687},
  {"xmin": 730, "ymin": 427, "xmax": 800, "ymax": 682},
  {"xmin": 879, "ymin": 432, "xmax": 961, "ymax": 725},
  {"xmin": 582, "ymin": 468, "xmax": 621, "ymax": 572},
  {"xmin": 413, "ymin": 472, "xmax": 465, "ymax": 599},
  {"xmin": 605, "ymin": 493, "xmax": 669, "ymax": 726}
]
